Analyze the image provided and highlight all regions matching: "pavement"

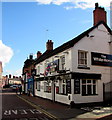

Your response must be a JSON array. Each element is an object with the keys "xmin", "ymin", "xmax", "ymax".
[{"xmin": 17, "ymin": 94, "xmax": 112, "ymax": 120}]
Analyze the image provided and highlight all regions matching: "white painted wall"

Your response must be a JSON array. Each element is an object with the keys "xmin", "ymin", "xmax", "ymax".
[
  {"xmin": 35, "ymin": 24, "xmax": 111, "ymax": 104},
  {"xmin": 71, "ymin": 24, "xmax": 111, "ymax": 103}
]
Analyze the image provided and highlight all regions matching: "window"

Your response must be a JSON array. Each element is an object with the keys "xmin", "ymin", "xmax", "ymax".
[
  {"xmin": 37, "ymin": 81, "xmax": 40, "ymax": 91},
  {"xmin": 37, "ymin": 66, "xmax": 40, "ymax": 74},
  {"xmin": 78, "ymin": 50, "xmax": 87, "ymax": 66},
  {"xmin": 58, "ymin": 80, "xmax": 67, "ymax": 95},
  {"xmin": 60, "ymin": 55, "xmax": 65, "ymax": 70},
  {"xmin": 44, "ymin": 82, "xmax": 51, "ymax": 93},
  {"xmin": 82, "ymin": 79, "xmax": 97, "ymax": 96}
]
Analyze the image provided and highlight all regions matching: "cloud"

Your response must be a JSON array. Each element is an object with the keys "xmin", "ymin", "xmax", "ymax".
[
  {"xmin": 0, "ymin": 40, "xmax": 13, "ymax": 67},
  {"xmin": 35, "ymin": 0, "xmax": 112, "ymax": 9}
]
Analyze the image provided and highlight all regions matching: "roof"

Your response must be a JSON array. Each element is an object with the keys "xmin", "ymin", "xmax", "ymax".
[{"xmin": 35, "ymin": 21, "xmax": 112, "ymax": 65}]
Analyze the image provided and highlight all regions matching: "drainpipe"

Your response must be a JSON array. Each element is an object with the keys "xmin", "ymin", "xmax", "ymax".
[
  {"xmin": 110, "ymin": 2, "xmax": 112, "ymax": 103},
  {"xmin": 109, "ymin": 35, "xmax": 112, "ymax": 104}
]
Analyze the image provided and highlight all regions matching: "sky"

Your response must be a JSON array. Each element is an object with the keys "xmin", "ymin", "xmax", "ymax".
[{"xmin": 0, "ymin": 0, "xmax": 111, "ymax": 77}]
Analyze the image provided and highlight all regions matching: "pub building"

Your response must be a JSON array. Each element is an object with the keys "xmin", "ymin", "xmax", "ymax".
[{"xmin": 23, "ymin": 3, "xmax": 112, "ymax": 106}]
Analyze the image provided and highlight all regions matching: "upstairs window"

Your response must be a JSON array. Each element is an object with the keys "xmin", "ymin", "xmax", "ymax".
[
  {"xmin": 37, "ymin": 66, "xmax": 40, "ymax": 74},
  {"xmin": 78, "ymin": 50, "xmax": 87, "ymax": 66},
  {"xmin": 60, "ymin": 55, "xmax": 65, "ymax": 70}
]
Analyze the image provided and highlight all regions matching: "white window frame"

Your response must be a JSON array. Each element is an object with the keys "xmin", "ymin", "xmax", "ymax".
[
  {"xmin": 37, "ymin": 66, "xmax": 40, "ymax": 74},
  {"xmin": 81, "ymin": 79, "xmax": 97, "ymax": 96},
  {"xmin": 44, "ymin": 81, "xmax": 51, "ymax": 93},
  {"xmin": 59, "ymin": 79, "xmax": 67, "ymax": 95},
  {"xmin": 78, "ymin": 50, "xmax": 88, "ymax": 67},
  {"xmin": 37, "ymin": 81, "xmax": 40, "ymax": 91},
  {"xmin": 60, "ymin": 55, "xmax": 65, "ymax": 70}
]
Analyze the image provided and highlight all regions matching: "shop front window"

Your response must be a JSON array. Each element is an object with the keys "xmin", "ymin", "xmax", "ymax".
[
  {"xmin": 58, "ymin": 80, "xmax": 67, "ymax": 95},
  {"xmin": 44, "ymin": 82, "xmax": 51, "ymax": 93},
  {"xmin": 82, "ymin": 79, "xmax": 97, "ymax": 96}
]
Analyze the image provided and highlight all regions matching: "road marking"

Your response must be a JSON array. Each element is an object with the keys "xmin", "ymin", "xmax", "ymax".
[
  {"xmin": 12, "ymin": 110, "xmax": 18, "ymax": 115},
  {"xmin": 4, "ymin": 110, "xmax": 11, "ymax": 115},
  {"xmin": 17, "ymin": 95, "xmax": 58, "ymax": 120},
  {"xmin": 14, "ymin": 117, "xmax": 50, "ymax": 120},
  {"xmin": 3, "ymin": 109, "xmax": 42, "ymax": 115},
  {"xmin": 19, "ymin": 109, "xmax": 27, "ymax": 115}
]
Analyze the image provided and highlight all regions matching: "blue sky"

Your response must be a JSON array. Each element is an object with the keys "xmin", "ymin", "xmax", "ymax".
[{"xmin": 1, "ymin": 1, "xmax": 111, "ymax": 76}]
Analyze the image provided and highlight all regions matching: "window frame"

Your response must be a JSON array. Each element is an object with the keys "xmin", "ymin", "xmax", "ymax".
[
  {"xmin": 37, "ymin": 81, "xmax": 40, "ymax": 91},
  {"xmin": 60, "ymin": 55, "xmax": 65, "ymax": 70},
  {"xmin": 78, "ymin": 50, "xmax": 88, "ymax": 67},
  {"xmin": 81, "ymin": 79, "xmax": 97, "ymax": 96}
]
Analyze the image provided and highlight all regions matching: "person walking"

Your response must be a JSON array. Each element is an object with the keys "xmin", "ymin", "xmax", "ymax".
[
  {"xmin": 19, "ymin": 85, "xmax": 22, "ymax": 95},
  {"xmin": 16, "ymin": 86, "xmax": 19, "ymax": 94}
]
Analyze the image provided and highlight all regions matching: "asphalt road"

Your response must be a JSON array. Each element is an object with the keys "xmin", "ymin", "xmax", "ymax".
[{"xmin": 2, "ymin": 88, "xmax": 54, "ymax": 120}]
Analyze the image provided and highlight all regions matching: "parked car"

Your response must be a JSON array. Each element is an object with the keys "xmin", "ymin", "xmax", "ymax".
[{"xmin": 10, "ymin": 85, "xmax": 19, "ymax": 90}]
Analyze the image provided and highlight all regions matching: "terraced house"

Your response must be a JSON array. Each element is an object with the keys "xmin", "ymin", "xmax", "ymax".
[{"xmin": 23, "ymin": 3, "xmax": 112, "ymax": 106}]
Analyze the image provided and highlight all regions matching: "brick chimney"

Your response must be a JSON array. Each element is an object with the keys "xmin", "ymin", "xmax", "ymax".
[
  {"xmin": 9, "ymin": 74, "xmax": 11, "ymax": 78},
  {"xmin": 37, "ymin": 51, "xmax": 42, "ymax": 58},
  {"xmin": 29, "ymin": 54, "xmax": 33, "ymax": 59},
  {"xmin": 93, "ymin": 3, "xmax": 107, "ymax": 26},
  {"xmin": 46, "ymin": 40, "xmax": 53, "ymax": 51}
]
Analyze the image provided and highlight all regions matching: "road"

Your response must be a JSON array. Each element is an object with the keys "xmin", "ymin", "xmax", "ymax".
[{"xmin": 2, "ymin": 88, "xmax": 54, "ymax": 120}]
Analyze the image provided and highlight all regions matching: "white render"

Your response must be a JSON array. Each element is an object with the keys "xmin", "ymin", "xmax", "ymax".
[{"xmin": 34, "ymin": 24, "xmax": 112, "ymax": 105}]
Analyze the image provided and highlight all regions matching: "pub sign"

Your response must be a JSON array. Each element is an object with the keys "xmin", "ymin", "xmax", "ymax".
[{"xmin": 91, "ymin": 52, "xmax": 112, "ymax": 67}]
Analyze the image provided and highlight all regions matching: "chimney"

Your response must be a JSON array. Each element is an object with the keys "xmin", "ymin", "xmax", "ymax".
[
  {"xmin": 29, "ymin": 54, "xmax": 33, "ymax": 59},
  {"xmin": 9, "ymin": 74, "xmax": 11, "ymax": 78},
  {"xmin": 46, "ymin": 40, "xmax": 53, "ymax": 51},
  {"xmin": 93, "ymin": 3, "xmax": 107, "ymax": 26},
  {"xmin": 37, "ymin": 51, "xmax": 42, "ymax": 58}
]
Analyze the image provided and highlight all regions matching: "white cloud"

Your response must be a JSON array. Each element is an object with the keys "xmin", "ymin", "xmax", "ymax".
[
  {"xmin": 0, "ymin": 40, "xmax": 13, "ymax": 67},
  {"xmin": 35, "ymin": 0, "xmax": 53, "ymax": 4},
  {"xmin": 35, "ymin": 0, "xmax": 112, "ymax": 9}
]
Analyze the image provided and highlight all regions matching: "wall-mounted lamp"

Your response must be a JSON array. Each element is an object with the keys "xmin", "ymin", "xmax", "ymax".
[
  {"xmin": 87, "ymin": 34, "xmax": 95, "ymax": 38},
  {"xmin": 63, "ymin": 51, "xmax": 69, "ymax": 54},
  {"xmin": 54, "ymin": 55, "xmax": 60, "ymax": 58},
  {"xmin": 90, "ymin": 35, "xmax": 95, "ymax": 38}
]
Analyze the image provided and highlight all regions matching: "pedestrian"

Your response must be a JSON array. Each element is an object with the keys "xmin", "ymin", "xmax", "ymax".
[
  {"xmin": 16, "ymin": 86, "xmax": 18, "ymax": 94},
  {"xmin": 19, "ymin": 85, "xmax": 22, "ymax": 95}
]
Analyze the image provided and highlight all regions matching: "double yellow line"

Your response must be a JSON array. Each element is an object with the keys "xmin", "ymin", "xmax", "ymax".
[{"xmin": 17, "ymin": 95, "xmax": 59, "ymax": 120}]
